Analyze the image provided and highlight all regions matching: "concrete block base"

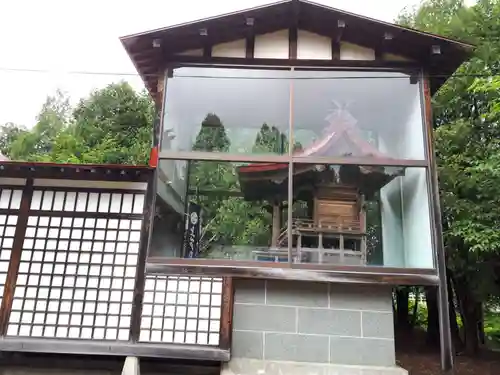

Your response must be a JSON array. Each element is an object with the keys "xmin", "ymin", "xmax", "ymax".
[{"xmin": 222, "ymin": 358, "xmax": 408, "ymax": 375}]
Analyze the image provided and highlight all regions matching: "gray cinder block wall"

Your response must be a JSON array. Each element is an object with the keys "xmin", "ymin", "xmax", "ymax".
[{"xmin": 232, "ymin": 279, "xmax": 396, "ymax": 368}]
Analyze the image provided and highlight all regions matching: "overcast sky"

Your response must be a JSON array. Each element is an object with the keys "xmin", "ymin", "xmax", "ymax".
[{"xmin": 0, "ymin": 0, "xmax": 437, "ymax": 127}]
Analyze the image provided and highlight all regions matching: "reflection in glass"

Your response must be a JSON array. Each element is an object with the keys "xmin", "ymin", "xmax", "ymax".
[
  {"xmin": 154, "ymin": 157, "xmax": 433, "ymax": 268},
  {"xmin": 152, "ymin": 159, "xmax": 291, "ymax": 262},
  {"xmin": 289, "ymin": 164, "xmax": 433, "ymax": 268},
  {"xmin": 162, "ymin": 67, "xmax": 291, "ymax": 155},
  {"xmin": 293, "ymin": 70, "xmax": 426, "ymax": 161}
]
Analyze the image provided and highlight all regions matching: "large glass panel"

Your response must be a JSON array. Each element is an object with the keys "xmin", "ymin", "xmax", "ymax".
[
  {"xmin": 290, "ymin": 163, "xmax": 434, "ymax": 269},
  {"xmin": 162, "ymin": 67, "xmax": 291, "ymax": 156},
  {"xmin": 292, "ymin": 70, "xmax": 426, "ymax": 161},
  {"xmin": 151, "ymin": 158, "xmax": 291, "ymax": 263}
]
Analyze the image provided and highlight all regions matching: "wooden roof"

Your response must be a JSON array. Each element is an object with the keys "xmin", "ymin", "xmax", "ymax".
[{"xmin": 120, "ymin": 0, "xmax": 474, "ymax": 103}]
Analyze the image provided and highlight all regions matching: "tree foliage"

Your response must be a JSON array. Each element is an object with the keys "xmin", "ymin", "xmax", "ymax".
[
  {"xmin": 397, "ymin": 0, "xmax": 500, "ymax": 353},
  {"xmin": 0, "ymin": 82, "xmax": 154, "ymax": 165}
]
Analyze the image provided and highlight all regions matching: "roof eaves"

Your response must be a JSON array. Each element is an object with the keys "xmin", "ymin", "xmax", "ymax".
[
  {"xmin": 299, "ymin": 0, "xmax": 474, "ymax": 49},
  {"xmin": 119, "ymin": 0, "xmax": 292, "ymax": 42}
]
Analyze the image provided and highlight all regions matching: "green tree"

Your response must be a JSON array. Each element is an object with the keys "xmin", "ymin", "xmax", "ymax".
[
  {"xmin": 397, "ymin": 0, "xmax": 500, "ymax": 354},
  {"xmin": 8, "ymin": 90, "xmax": 71, "ymax": 161},
  {"xmin": 72, "ymin": 82, "xmax": 154, "ymax": 164},
  {"xmin": 190, "ymin": 116, "xmax": 281, "ymax": 254},
  {"xmin": 192, "ymin": 113, "xmax": 230, "ymax": 152},
  {"xmin": 3, "ymin": 82, "xmax": 154, "ymax": 165},
  {"xmin": 253, "ymin": 123, "xmax": 286, "ymax": 154},
  {"xmin": 0, "ymin": 122, "xmax": 27, "ymax": 157}
]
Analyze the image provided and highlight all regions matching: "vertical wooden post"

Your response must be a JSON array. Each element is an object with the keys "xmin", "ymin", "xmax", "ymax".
[
  {"xmin": 318, "ymin": 231, "xmax": 323, "ymax": 264},
  {"xmin": 297, "ymin": 232, "xmax": 302, "ymax": 263},
  {"xmin": 422, "ymin": 76, "xmax": 454, "ymax": 373},
  {"xmin": 360, "ymin": 194, "xmax": 367, "ymax": 265},
  {"xmin": 271, "ymin": 201, "xmax": 281, "ymax": 248},
  {"xmin": 219, "ymin": 277, "xmax": 234, "ymax": 351},
  {"xmin": 130, "ymin": 170, "xmax": 156, "ymax": 342},
  {"xmin": 0, "ymin": 178, "xmax": 33, "ymax": 336},
  {"xmin": 339, "ymin": 233, "xmax": 344, "ymax": 264}
]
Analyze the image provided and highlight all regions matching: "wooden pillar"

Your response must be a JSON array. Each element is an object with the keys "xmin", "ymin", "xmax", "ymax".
[
  {"xmin": 271, "ymin": 200, "xmax": 281, "ymax": 247},
  {"xmin": 422, "ymin": 75, "xmax": 453, "ymax": 373},
  {"xmin": 0, "ymin": 179, "xmax": 33, "ymax": 336}
]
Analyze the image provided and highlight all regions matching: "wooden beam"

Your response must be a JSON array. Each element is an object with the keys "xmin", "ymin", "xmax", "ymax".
[
  {"xmin": 245, "ymin": 35, "xmax": 255, "ymax": 59},
  {"xmin": 375, "ymin": 32, "xmax": 396, "ymax": 61},
  {"xmin": 0, "ymin": 179, "xmax": 33, "ymax": 336},
  {"xmin": 331, "ymin": 20, "xmax": 345, "ymax": 60},
  {"xmin": 130, "ymin": 171, "xmax": 157, "ymax": 342},
  {"xmin": 218, "ymin": 278, "xmax": 234, "ymax": 351},
  {"xmin": 331, "ymin": 38, "xmax": 341, "ymax": 60},
  {"xmin": 0, "ymin": 338, "xmax": 230, "ymax": 361},
  {"xmin": 0, "ymin": 351, "xmax": 221, "ymax": 374},
  {"xmin": 203, "ymin": 44, "xmax": 212, "ymax": 58},
  {"xmin": 164, "ymin": 55, "xmax": 419, "ymax": 71},
  {"xmin": 271, "ymin": 202, "xmax": 281, "ymax": 247},
  {"xmin": 422, "ymin": 75, "xmax": 454, "ymax": 373},
  {"xmin": 289, "ymin": 27, "xmax": 298, "ymax": 60},
  {"xmin": 147, "ymin": 258, "xmax": 440, "ymax": 286}
]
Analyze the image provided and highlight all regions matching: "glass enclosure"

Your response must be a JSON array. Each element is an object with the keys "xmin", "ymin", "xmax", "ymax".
[
  {"xmin": 292, "ymin": 70, "xmax": 426, "ymax": 161},
  {"xmin": 155, "ymin": 66, "xmax": 435, "ymax": 270},
  {"xmin": 162, "ymin": 68, "xmax": 291, "ymax": 156}
]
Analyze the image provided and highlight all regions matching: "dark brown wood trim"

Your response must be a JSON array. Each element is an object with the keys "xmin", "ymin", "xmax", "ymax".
[
  {"xmin": 332, "ymin": 26, "xmax": 344, "ymax": 61},
  {"xmin": 130, "ymin": 171, "xmax": 157, "ymax": 342},
  {"xmin": 165, "ymin": 55, "xmax": 420, "ymax": 70},
  {"xmin": 30, "ymin": 186, "xmax": 146, "ymax": 194},
  {"xmin": 0, "ymin": 162, "xmax": 152, "ymax": 182},
  {"xmin": 218, "ymin": 277, "xmax": 234, "ymax": 351},
  {"xmin": 289, "ymin": 27, "xmax": 298, "ymax": 60},
  {"xmin": 146, "ymin": 258, "xmax": 439, "ymax": 286},
  {"xmin": 245, "ymin": 35, "xmax": 255, "ymax": 59},
  {"xmin": 203, "ymin": 43, "xmax": 212, "ymax": 58},
  {"xmin": 0, "ymin": 178, "xmax": 34, "ymax": 335},
  {"xmin": 422, "ymin": 76, "xmax": 454, "ymax": 372},
  {"xmin": 0, "ymin": 184, "xmax": 26, "ymax": 190},
  {"xmin": 331, "ymin": 38, "xmax": 340, "ymax": 60},
  {"xmin": 0, "ymin": 338, "xmax": 230, "ymax": 361},
  {"xmin": 374, "ymin": 45, "xmax": 383, "ymax": 61},
  {"xmin": 0, "ymin": 352, "xmax": 220, "ymax": 375},
  {"xmin": 19, "ymin": 210, "xmax": 143, "ymax": 220}
]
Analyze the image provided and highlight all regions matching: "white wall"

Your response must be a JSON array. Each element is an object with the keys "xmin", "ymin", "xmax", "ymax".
[
  {"xmin": 340, "ymin": 42, "xmax": 375, "ymax": 60},
  {"xmin": 212, "ymin": 39, "xmax": 246, "ymax": 58},
  {"xmin": 297, "ymin": 30, "xmax": 331, "ymax": 60},
  {"xmin": 170, "ymin": 29, "xmax": 380, "ymax": 62},
  {"xmin": 254, "ymin": 30, "xmax": 289, "ymax": 59}
]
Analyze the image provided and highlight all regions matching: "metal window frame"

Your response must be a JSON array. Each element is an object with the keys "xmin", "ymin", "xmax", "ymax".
[{"xmin": 153, "ymin": 63, "xmax": 440, "ymax": 283}]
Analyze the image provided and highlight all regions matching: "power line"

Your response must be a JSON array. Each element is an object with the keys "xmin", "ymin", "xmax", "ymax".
[
  {"xmin": 1, "ymin": 66, "xmax": 500, "ymax": 80},
  {"xmin": 0, "ymin": 67, "xmax": 141, "ymax": 77}
]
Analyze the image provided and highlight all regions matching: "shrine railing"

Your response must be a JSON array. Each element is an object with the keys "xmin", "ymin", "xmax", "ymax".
[{"xmin": 0, "ymin": 166, "xmax": 232, "ymax": 361}]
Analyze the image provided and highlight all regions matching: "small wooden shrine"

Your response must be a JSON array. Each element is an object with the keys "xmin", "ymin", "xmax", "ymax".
[{"xmin": 237, "ymin": 105, "xmax": 405, "ymax": 264}]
